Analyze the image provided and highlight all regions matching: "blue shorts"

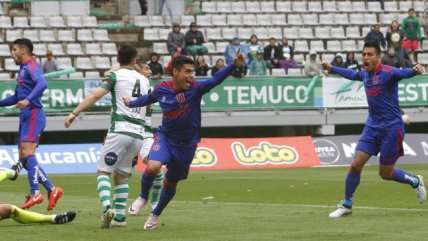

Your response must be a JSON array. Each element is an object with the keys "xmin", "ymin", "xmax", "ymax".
[
  {"xmin": 356, "ymin": 125, "xmax": 404, "ymax": 165},
  {"xmin": 148, "ymin": 134, "xmax": 197, "ymax": 183},
  {"xmin": 18, "ymin": 108, "xmax": 46, "ymax": 144}
]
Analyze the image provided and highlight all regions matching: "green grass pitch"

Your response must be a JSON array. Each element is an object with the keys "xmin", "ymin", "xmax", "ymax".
[{"xmin": 1, "ymin": 164, "xmax": 427, "ymax": 241}]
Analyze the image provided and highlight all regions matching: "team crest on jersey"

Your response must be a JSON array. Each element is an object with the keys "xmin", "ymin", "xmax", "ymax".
[
  {"xmin": 176, "ymin": 93, "xmax": 185, "ymax": 103},
  {"xmin": 372, "ymin": 75, "xmax": 379, "ymax": 85},
  {"xmin": 152, "ymin": 143, "xmax": 161, "ymax": 151}
]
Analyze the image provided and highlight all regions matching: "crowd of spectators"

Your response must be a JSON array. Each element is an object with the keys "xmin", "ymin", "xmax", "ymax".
[{"xmin": 144, "ymin": 7, "xmax": 422, "ymax": 79}]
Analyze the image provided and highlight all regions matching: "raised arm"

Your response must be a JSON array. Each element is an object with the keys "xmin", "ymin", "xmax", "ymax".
[
  {"xmin": 392, "ymin": 64, "xmax": 423, "ymax": 81},
  {"xmin": 125, "ymin": 92, "xmax": 158, "ymax": 108},
  {"xmin": 198, "ymin": 49, "xmax": 246, "ymax": 93},
  {"xmin": 322, "ymin": 62, "xmax": 362, "ymax": 81}
]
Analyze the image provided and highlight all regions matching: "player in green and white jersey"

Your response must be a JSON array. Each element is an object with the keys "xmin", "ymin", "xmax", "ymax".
[{"xmin": 64, "ymin": 44, "xmax": 151, "ymax": 228}]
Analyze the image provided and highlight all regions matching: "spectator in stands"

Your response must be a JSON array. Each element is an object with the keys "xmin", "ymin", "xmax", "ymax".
[
  {"xmin": 224, "ymin": 37, "xmax": 250, "ymax": 65},
  {"xmin": 138, "ymin": 0, "xmax": 148, "ymax": 15},
  {"xmin": 211, "ymin": 58, "xmax": 225, "ymax": 76},
  {"xmin": 365, "ymin": 24, "xmax": 386, "ymax": 50},
  {"xmin": 42, "ymin": 49, "xmax": 58, "ymax": 74},
  {"xmin": 345, "ymin": 52, "xmax": 360, "ymax": 71},
  {"xmin": 247, "ymin": 34, "xmax": 263, "ymax": 62},
  {"xmin": 157, "ymin": 0, "xmax": 174, "ymax": 24},
  {"xmin": 401, "ymin": 8, "xmax": 422, "ymax": 62},
  {"xmin": 185, "ymin": 22, "xmax": 208, "ymax": 58},
  {"xmin": 331, "ymin": 53, "xmax": 346, "ymax": 69},
  {"xmin": 304, "ymin": 50, "xmax": 322, "ymax": 77},
  {"xmin": 249, "ymin": 51, "xmax": 267, "ymax": 76},
  {"xmin": 194, "ymin": 55, "xmax": 209, "ymax": 76},
  {"xmin": 402, "ymin": 49, "xmax": 414, "ymax": 68},
  {"xmin": 385, "ymin": 20, "xmax": 405, "ymax": 62},
  {"xmin": 382, "ymin": 48, "xmax": 401, "ymax": 68},
  {"xmin": 148, "ymin": 52, "xmax": 163, "ymax": 79},
  {"xmin": 263, "ymin": 37, "xmax": 282, "ymax": 74},
  {"xmin": 167, "ymin": 23, "xmax": 186, "ymax": 55},
  {"xmin": 278, "ymin": 37, "xmax": 297, "ymax": 74},
  {"xmin": 231, "ymin": 64, "xmax": 248, "ymax": 78}
]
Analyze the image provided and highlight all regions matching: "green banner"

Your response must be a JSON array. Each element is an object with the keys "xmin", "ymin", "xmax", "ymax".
[
  {"xmin": 0, "ymin": 75, "xmax": 426, "ymax": 115},
  {"xmin": 399, "ymin": 75, "xmax": 428, "ymax": 106}
]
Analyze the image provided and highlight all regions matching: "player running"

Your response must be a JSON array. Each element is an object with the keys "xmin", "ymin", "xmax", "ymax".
[
  {"xmin": 123, "ymin": 51, "xmax": 246, "ymax": 229},
  {"xmin": 0, "ymin": 38, "xmax": 63, "ymax": 211},
  {"xmin": 64, "ymin": 44, "xmax": 151, "ymax": 228},
  {"xmin": 0, "ymin": 204, "xmax": 75, "ymax": 225},
  {"xmin": 322, "ymin": 42, "xmax": 426, "ymax": 218}
]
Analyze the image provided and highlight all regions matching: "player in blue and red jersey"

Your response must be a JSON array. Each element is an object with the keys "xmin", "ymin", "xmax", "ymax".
[
  {"xmin": 0, "ymin": 38, "xmax": 63, "ymax": 211},
  {"xmin": 123, "ymin": 51, "xmax": 245, "ymax": 229},
  {"xmin": 322, "ymin": 42, "xmax": 426, "ymax": 218}
]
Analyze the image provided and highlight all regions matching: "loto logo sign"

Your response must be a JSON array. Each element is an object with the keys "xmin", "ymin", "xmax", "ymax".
[
  {"xmin": 191, "ymin": 147, "xmax": 217, "ymax": 167},
  {"xmin": 231, "ymin": 141, "xmax": 298, "ymax": 165}
]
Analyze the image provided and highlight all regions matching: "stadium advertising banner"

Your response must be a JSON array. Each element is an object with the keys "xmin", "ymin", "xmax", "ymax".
[
  {"xmin": 0, "ymin": 137, "xmax": 320, "ymax": 174},
  {"xmin": 199, "ymin": 77, "xmax": 322, "ymax": 110},
  {"xmin": 313, "ymin": 134, "xmax": 428, "ymax": 166},
  {"xmin": 323, "ymin": 75, "xmax": 428, "ymax": 108}
]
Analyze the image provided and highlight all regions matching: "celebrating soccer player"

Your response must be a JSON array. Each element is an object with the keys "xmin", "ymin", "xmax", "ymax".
[
  {"xmin": 123, "ymin": 50, "xmax": 246, "ymax": 229},
  {"xmin": 0, "ymin": 38, "xmax": 63, "ymax": 211},
  {"xmin": 64, "ymin": 44, "xmax": 151, "ymax": 228},
  {"xmin": 0, "ymin": 204, "xmax": 75, "ymax": 225},
  {"xmin": 322, "ymin": 42, "xmax": 426, "ymax": 218}
]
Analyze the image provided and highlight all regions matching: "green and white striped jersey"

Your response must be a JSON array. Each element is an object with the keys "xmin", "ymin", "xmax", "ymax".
[{"xmin": 101, "ymin": 67, "xmax": 153, "ymax": 140}]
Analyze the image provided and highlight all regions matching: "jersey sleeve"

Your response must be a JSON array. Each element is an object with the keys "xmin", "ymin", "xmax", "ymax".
[
  {"xmin": 100, "ymin": 72, "xmax": 117, "ymax": 91},
  {"xmin": 0, "ymin": 85, "xmax": 18, "ymax": 107},
  {"xmin": 26, "ymin": 65, "xmax": 47, "ymax": 101},
  {"xmin": 331, "ymin": 66, "xmax": 363, "ymax": 81},
  {"xmin": 196, "ymin": 64, "xmax": 233, "ymax": 94},
  {"xmin": 391, "ymin": 67, "xmax": 416, "ymax": 82},
  {"xmin": 129, "ymin": 84, "xmax": 160, "ymax": 108}
]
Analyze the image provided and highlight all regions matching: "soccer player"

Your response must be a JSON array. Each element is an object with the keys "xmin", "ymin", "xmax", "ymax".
[
  {"xmin": 0, "ymin": 204, "xmax": 76, "ymax": 225},
  {"xmin": 322, "ymin": 42, "xmax": 426, "ymax": 218},
  {"xmin": 0, "ymin": 38, "xmax": 63, "ymax": 211},
  {"xmin": 64, "ymin": 44, "xmax": 151, "ymax": 228},
  {"xmin": 128, "ymin": 63, "xmax": 164, "ymax": 214},
  {"xmin": 123, "ymin": 51, "xmax": 246, "ymax": 229}
]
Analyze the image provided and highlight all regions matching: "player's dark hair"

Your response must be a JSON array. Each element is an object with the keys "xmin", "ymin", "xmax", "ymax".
[
  {"xmin": 13, "ymin": 38, "xmax": 33, "ymax": 54},
  {"xmin": 117, "ymin": 44, "xmax": 137, "ymax": 65},
  {"xmin": 172, "ymin": 55, "xmax": 195, "ymax": 70},
  {"xmin": 363, "ymin": 42, "xmax": 381, "ymax": 55}
]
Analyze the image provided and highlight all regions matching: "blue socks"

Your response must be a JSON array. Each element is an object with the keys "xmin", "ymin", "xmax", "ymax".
[
  {"xmin": 393, "ymin": 168, "xmax": 420, "ymax": 188},
  {"xmin": 26, "ymin": 155, "xmax": 39, "ymax": 194},
  {"xmin": 343, "ymin": 171, "xmax": 361, "ymax": 208},
  {"xmin": 152, "ymin": 180, "xmax": 176, "ymax": 216},
  {"xmin": 140, "ymin": 170, "xmax": 156, "ymax": 200},
  {"xmin": 26, "ymin": 155, "xmax": 55, "ymax": 194}
]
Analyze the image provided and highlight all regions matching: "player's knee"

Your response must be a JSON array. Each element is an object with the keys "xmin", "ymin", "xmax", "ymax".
[
  {"xmin": 163, "ymin": 179, "xmax": 177, "ymax": 189},
  {"xmin": 349, "ymin": 162, "xmax": 363, "ymax": 174},
  {"xmin": 379, "ymin": 169, "xmax": 393, "ymax": 180}
]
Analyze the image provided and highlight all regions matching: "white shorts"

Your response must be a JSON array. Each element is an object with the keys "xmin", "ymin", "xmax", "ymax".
[
  {"xmin": 139, "ymin": 137, "xmax": 154, "ymax": 160},
  {"xmin": 98, "ymin": 133, "xmax": 144, "ymax": 176}
]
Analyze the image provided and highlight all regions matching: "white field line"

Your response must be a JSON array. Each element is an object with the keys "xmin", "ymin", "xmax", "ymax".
[{"xmin": 35, "ymin": 197, "xmax": 428, "ymax": 212}]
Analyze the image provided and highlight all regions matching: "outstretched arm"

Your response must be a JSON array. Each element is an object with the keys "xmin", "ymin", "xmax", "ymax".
[
  {"xmin": 199, "ymin": 49, "xmax": 246, "ymax": 93},
  {"xmin": 322, "ymin": 62, "xmax": 362, "ymax": 81},
  {"xmin": 393, "ymin": 64, "xmax": 424, "ymax": 81},
  {"xmin": 0, "ymin": 89, "xmax": 18, "ymax": 107},
  {"xmin": 124, "ymin": 93, "xmax": 158, "ymax": 108},
  {"xmin": 64, "ymin": 87, "xmax": 108, "ymax": 128}
]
